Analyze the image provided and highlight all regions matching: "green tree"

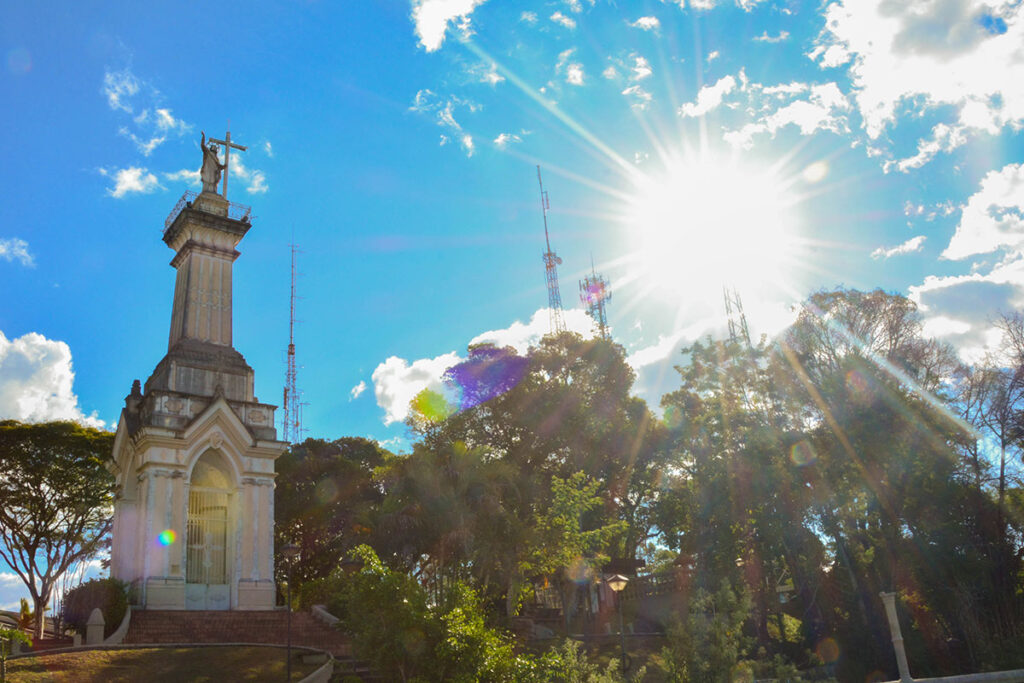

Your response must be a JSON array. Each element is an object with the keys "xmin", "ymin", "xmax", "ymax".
[
  {"xmin": 406, "ymin": 336, "xmax": 665, "ymax": 617},
  {"xmin": 0, "ymin": 626, "xmax": 31, "ymax": 683},
  {"xmin": 521, "ymin": 471, "xmax": 625, "ymax": 634},
  {"xmin": 273, "ymin": 437, "xmax": 387, "ymax": 585},
  {"xmin": 0, "ymin": 421, "xmax": 114, "ymax": 639},
  {"xmin": 328, "ymin": 545, "xmax": 524, "ymax": 682}
]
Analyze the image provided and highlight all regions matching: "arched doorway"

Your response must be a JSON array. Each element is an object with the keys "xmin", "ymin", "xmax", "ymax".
[{"xmin": 185, "ymin": 450, "xmax": 234, "ymax": 610}]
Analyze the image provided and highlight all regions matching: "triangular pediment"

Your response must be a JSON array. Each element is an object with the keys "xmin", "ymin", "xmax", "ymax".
[{"xmin": 182, "ymin": 395, "xmax": 254, "ymax": 450}]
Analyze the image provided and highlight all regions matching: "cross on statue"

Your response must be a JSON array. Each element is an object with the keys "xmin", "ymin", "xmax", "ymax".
[{"xmin": 209, "ymin": 128, "xmax": 247, "ymax": 200}]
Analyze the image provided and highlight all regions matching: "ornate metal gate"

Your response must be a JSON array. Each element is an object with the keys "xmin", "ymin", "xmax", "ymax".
[{"xmin": 186, "ymin": 487, "xmax": 230, "ymax": 609}]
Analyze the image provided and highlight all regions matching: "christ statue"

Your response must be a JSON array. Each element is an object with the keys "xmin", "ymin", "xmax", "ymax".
[{"xmin": 200, "ymin": 131, "xmax": 226, "ymax": 194}]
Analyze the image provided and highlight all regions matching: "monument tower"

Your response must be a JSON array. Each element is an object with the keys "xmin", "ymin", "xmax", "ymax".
[{"xmin": 109, "ymin": 131, "xmax": 287, "ymax": 611}]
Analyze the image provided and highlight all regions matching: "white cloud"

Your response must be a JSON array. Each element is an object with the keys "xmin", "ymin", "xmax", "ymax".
[
  {"xmin": 520, "ymin": 10, "xmax": 538, "ymax": 23},
  {"xmin": 493, "ymin": 132, "xmax": 522, "ymax": 149},
  {"xmin": 555, "ymin": 48, "xmax": 585, "ymax": 86},
  {"xmin": 910, "ymin": 257, "xmax": 1024, "ymax": 363},
  {"xmin": 630, "ymin": 16, "xmax": 660, "ymax": 30},
  {"xmin": 0, "ymin": 238, "xmax": 34, "ymax": 267},
  {"xmin": 469, "ymin": 308, "xmax": 597, "ymax": 353},
  {"xmin": 921, "ymin": 315, "xmax": 972, "ymax": 338},
  {"xmin": 753, "ymin": 30, "xmax": 789, "ymax": 43},
  {"xmin": 229, "ymin": 156, "xmax": 269, "ymax": 195},
  {"xmin": 163, "ymin": 168, "xmax": 201, "ymax": 187},
  {"xmin": 264, "ymin": 141, "xmax": 274, "ymax": 157},
  {"xmin": 566, "ymin": 63, "xmax": 585, "ymax": 85},
  {"xmin": 943, "ymin": 163, "xmax": 1024, "ymax": 260},
  {"xmin": 119, "ymin": 128, "xmax": 166, "ymax": 156},
  {"xmin": 871, "ymin": 235, "xmax": 927, "ymax": 259},
  {"xmin": 411, "ymin": 0, "xmax": 489, "ymax": 52},
  {"xmin": 889, "ymin": 122, "xmax": 968, "ymax": 173},
  {"xmin": 602, "ymin": 65, "xmax": 618, "ymax": 79},
  {"xmin": 102, "ymin": 69, "xmax": 191, "ymax": 158},
  {"xmin": 706, "ymin": 50, "xmax": 720, "ymax": 64},
  {"xmin": 350, "ymin": 380, "xmax": 367, "ymax": 401},
  {"xmin": 0, "ymin": 331, "xmax": 104, "ymax": 428},
  {"xmin": 101, "ymin": 166, "xmax": 161, "ymax": 198},
  {"xmin": 910, "ymin": 165, "xmax": 1024, "ymax": 362},
  {"xmin": 811, "ymin": 0, "xmax": 1024, "ymax": 146},
  {"xmin": 410, "ymin": 90, "xmax": 480, "ymax": 157},
  {"xmin": 102, "ymin": 69, "xmax": 140, "ymax": 113},
  {"xmin": 631, "ymin": 55, "xmax": 653, "ymax": 81},
  {"xmin": 372, "ymin": 351, "xmax": 461, "ymax": 425},
  {"xmin": 622, "ymin": 85, "xmax": 653, "ymax": 110},
  {"xmin": 472, "ymin": 62, "xmax": 504, "ymax": 85},
  {"xmin": 551, "ymin": 11, "xmax": 577, "ymax": 29},
  {"xmin": 154, "ymin": 108, "xmax": 189, "ymax": 134},
  {"xmin": 678, "ymin": 75, "xmax": 736, "ymax": 117},
  {"xmin": 723, "ymin": 82, "xmax": 850, "ymax": 149}
]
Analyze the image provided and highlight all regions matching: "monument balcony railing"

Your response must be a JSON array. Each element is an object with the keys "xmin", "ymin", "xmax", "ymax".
[{"xmin": 164, "ymin": 191, "xmax": 254, "ymax": 233}]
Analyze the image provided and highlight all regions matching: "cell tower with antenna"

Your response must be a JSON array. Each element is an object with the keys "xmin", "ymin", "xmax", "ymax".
[
  {"xmin": 723, "ymin": 285, "xmax": 752, "ymax": 347},
  {"xmin": 282, "ymin": 243, "xmax": 302, "ymax": 443},
  {"xmin": 579, "ymin": 255, "xmax": 612, "ymax": 340},
  {"xmin": 537, "ymin": 165, "xmax": 566, "ymax": 335}
]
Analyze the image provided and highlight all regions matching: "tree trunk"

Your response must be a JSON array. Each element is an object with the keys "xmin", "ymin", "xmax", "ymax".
[{"xmin": 32, "ymin": 591, "xmax": 47, "ymax": 641}]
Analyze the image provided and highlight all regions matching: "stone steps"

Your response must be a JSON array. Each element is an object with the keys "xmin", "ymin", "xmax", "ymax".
[{"xmin": 124, "ymin": 609, "xmax": 352, "ymax": 658}]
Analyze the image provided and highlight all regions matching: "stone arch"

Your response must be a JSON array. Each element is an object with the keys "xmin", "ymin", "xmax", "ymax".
[{"xmin": 184, "ymin": 448, "xmax": 237, "ymax": 609}]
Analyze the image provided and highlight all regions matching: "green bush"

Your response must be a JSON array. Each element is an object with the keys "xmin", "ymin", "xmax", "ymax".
[
  {"xmin": 61, "ymin": 578, "xmax": 129, "ymax": 638},
  {"xmin": 661, "ymin": 580, "xmax": 753, "ymax": 683}
]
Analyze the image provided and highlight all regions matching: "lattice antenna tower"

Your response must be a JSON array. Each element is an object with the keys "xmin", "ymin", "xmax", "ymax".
[
  {"xmin": 537, "ymin": 166, "xmax": 566, "ymax": 334},
  {"xmin": 723, "ymin": 285, "xmax": 752, "ymax": 348},
  {"xmin": 579, "ymin": 254, "xmax": 612, "ymax": 340},
  {"xmin": 282, "ymin": 243, "xmax": 303, "ymax": 443}
]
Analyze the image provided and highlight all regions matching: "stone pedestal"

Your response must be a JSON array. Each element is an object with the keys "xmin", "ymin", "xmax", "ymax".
[{"xmin": 86, "ymin": 608, "xmax": 105, "ymax": 645}]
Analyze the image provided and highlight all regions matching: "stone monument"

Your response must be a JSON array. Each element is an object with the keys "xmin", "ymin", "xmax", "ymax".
[{"xmin": 109, "ymin": 131, "xmax": 286, "ymax": 610}]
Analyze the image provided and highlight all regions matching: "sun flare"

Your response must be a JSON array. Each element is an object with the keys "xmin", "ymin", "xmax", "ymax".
[{"xmin": 625, "ymin": 156, "xmax": 800, "ymax": 299}]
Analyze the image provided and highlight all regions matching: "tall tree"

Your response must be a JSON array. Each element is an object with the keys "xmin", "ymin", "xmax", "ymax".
[
  {"xmin": 0, "ymin": 421, "xmax": 114, "ymax": 639},
  {"xmin": 274, "ymin": 437, "xmax": 387, "ymax": 585}
]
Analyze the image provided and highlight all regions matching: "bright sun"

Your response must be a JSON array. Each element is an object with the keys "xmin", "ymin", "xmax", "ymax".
[{"xmin": 626, "ymin": 155, "xmax": 800, "ymax": 299}]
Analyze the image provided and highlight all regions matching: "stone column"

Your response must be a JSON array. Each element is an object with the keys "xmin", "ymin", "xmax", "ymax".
[{"xmin": 880, "ymin": 591, "xmax": 913, "ymax": 682}]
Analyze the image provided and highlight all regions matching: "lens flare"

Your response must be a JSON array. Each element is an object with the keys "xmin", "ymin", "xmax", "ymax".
[
  {"xmin": 157, "ymin": 529, "xmax": 177, "ymax": 546},
  {"xmin": 315, "ymin": 479, "xmax": 339, "ymax": 504},
  {"xmin": 790, "ymin": 440, "xmax": 817, "ymax": 466},
  {"xmin": 566, "ymin": 556, "xmax": 594, "ymax": 585},
  {"xmin": 846, "ymin": 369, "xmax": 871, "ymax": 401},
  {"xmin": 411, "ymin": 389, "xmax": 454, "ymax": 422},
  {"xmin": 816, "ymin": 637, "xmax": 840, "ymax": 663}
]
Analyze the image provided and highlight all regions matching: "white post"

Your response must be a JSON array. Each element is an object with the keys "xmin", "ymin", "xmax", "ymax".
[{"xmin": 880, "ymin": 591, "xmax": 913, "ymax": 683}]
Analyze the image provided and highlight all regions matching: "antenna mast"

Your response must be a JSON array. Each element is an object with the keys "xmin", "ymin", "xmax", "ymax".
[
  {"xmin": 580, "ymin": 254, "xmax": 612, "ymax": 340},
  {"xmin": 537, "ymin": 166, "xmax": 566, "ymax": 334},
  {"xmin": 724, "ymin": 285, "xmax": 751, "ymax": 348},
  {"xmin": 283, "ymin": 243, "xmax": 302, "ymax": 443}
]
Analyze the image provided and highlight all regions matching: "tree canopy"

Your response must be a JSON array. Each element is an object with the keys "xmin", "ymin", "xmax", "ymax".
[{"xmin": 0, "ymin": 420, "xmax": 115, "ymax": 639}]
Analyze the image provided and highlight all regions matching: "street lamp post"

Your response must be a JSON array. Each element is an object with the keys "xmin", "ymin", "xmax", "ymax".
[
  {"xmin": 283, "ymin": 543, "xmax": 300, "ymax": 682},
  {"xmin": 606, "ymin": 574, "xmax": 630, "ymax": 673}
]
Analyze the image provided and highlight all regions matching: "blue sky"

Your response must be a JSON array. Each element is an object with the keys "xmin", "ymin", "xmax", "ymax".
[{"xmin": 1, "ymin": 0, "xmax": 1023, "ymax": 608}]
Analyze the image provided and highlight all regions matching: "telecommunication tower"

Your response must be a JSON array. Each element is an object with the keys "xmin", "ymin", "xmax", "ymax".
[
  {"xmin": 723, "ymin": 285, "xmax": 751, "ymax": 347},
  {"xmin": 537, "ymin": 166, "xmax": 566, "ymax": 334},
  {"xmin": 282, "ymin": 243, "xmax": 302, "ymax": 443},
  {"xmin": 579, "ymin": 255, "xmax": 612, "ymax": 340}
]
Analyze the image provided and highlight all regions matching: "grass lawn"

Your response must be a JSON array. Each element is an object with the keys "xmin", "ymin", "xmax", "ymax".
[{"xmin": 6, "ymin": 645, "xmax": 323, "ymax": 682}]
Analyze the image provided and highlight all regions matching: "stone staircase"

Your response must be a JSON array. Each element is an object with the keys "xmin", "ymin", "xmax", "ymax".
[
  {"xmin": 124, "ymin": 609, "xmax": 382, "ymax": 680},
  {"xmin": 124, "ymin": 608, "xmax": 350, "ymax": 657}
]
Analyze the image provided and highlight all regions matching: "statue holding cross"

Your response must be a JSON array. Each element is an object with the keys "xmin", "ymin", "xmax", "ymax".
[{"xmin": 199, "ymin": 129, "xmax": 248, "ymax": 199}]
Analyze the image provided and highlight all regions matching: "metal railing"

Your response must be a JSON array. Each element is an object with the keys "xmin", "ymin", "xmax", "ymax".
[{"xmin": 164, "ymin": 191, "xmax": 254, "ymax": 233}]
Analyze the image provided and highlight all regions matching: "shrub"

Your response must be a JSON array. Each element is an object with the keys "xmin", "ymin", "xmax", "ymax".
[{"xmin": 61, "ymin": 578, "xmax": 129, "ymax": 638}]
